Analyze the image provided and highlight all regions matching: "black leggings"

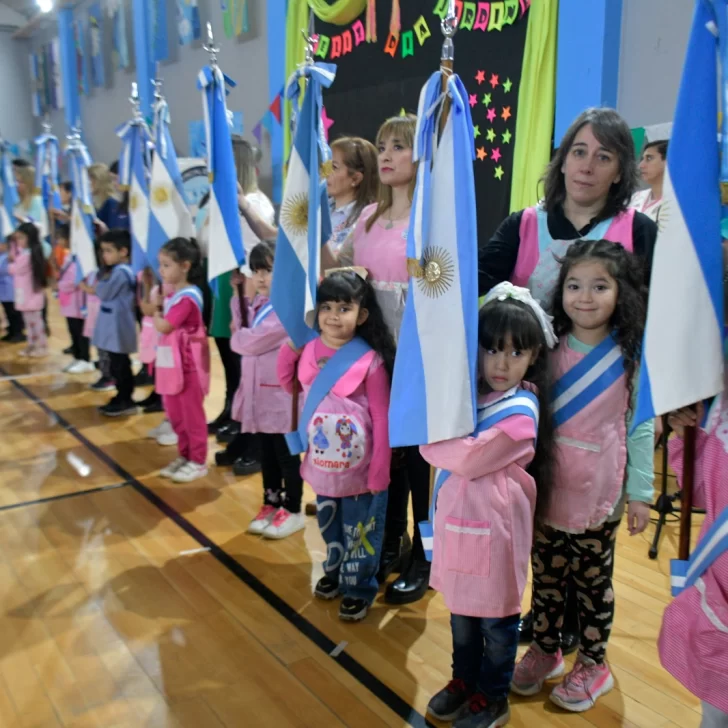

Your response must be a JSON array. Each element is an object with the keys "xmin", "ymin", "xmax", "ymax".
[
  {"xmin": 2, "ymin": 301, "xmax": 23, "ymax": 337},
  {"xmin": 66, "ymin": 317, "xmax": 90, "ymax": 361},
  {"xmin": 214, "ymin": 336, "xmax": 241, "ymax": 402},
  {"xmin": 384, "ymin": 446, "xmax": 431, "ymax": 561},
  {"xmin": 260, "ymin": 433, "xmax": 303, "ymax": 514}
]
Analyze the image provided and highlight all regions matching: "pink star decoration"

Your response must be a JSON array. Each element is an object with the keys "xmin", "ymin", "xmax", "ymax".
[
  {"xmin": 491, "ymin": 147, "xmax": 502, "ymax": 163},
  {"xmin": 475, "ymin": 70, "xmax": 486, "ymax": 85},
  {"xmin": 486, "ymin": 107, "xmax": 497, "ymax": 123},
  {"xmin": 321, "ymin": 106, "xmax": 335, "ymax": 140},
  {"xmin": 489, "ymin": 73, "xmax": 499, "ymax": 89},
  {"xmin": 469, "ymin": 94, "xmax": 477, "ymax": 108}
]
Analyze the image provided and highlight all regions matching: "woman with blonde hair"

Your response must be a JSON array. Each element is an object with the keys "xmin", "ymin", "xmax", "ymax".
[
  {"xmin": 88, "ymin": 162, "xmax": 128, "ymax": 231},
  {"xmin": 13, "ymin": 165, "xmax": 48, "ymax": 241}
]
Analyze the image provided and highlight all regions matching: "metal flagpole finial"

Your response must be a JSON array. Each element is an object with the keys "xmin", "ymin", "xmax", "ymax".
[
  {"xmin": 129, "ymin": 82, "xmax": 143, "ymax": 120},
  {"xmin": 203, "ymin": 22, "xmax": 220, "ymax": 65},
  {"xmin": 42, "ymin": 113, "xmax": 52, "ymax": 135},
  {"xmin": 301, "ymin": 10, "xmax": 315, "ymax": 66},
  {"xmin": 441, "ymin": 0, "xmax": 457, "ymax": 65}
]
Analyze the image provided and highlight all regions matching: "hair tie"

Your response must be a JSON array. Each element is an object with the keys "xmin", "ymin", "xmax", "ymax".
[
  {"xmin": 325, "ymin": 266, "xmax": 369, "ymax": 282},
  {"xmin": 483, "ymin": 281, "xmax": 558, "ymax": 349}
]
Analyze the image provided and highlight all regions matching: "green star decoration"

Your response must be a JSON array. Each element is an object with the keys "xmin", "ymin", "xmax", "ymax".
[
  {"xmin": 494, "ymin": 165, "xmax": 504, "ymax": 180},
  {"xmin": 486, "ymin": 128, "xmax": 496, "ymax": 142},
  {"xmin": 474, "ymin": 125, "xmax": 481, "ymax": 139},
  {"xmin": 482, "ymin": 92, "xmax": 492, "ymax": 106},
  {"xmin": 503, "ymin": 78, "xmax": 513, "ymax": 93},
  {"xmin": 502, "ymin": 129, "xmax": 512, "ymax": 144}
]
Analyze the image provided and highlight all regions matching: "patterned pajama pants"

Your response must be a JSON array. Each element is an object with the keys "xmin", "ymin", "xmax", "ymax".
[
  {"xmin": 22, "ymin": 310, "xmax": 47, "ymax": 354},
  {"xmin": 531, "ymin": 521, "xmax": 620, "ymax": 664}
]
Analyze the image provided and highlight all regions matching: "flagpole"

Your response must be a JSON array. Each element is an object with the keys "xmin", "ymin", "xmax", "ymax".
[
  {"xmin": 41, "ymin": 114, "xmax": 58, "ymax": 260},
  {"xmin": 678, "ymin": 424, "xmax": 696, "ymax": 561},
  {"xmin": 439, "ymin": 1, "xmax": 457, "ymax": 132}
]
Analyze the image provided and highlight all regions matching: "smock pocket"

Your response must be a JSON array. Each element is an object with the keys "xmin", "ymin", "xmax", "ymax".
[
  {"xmin": 444, "ymin": 517, "xmax": 492, "ymax": 577},
  {"xmin": 555, "ymin": 435, "xmax": 602, "ymax": 492}
]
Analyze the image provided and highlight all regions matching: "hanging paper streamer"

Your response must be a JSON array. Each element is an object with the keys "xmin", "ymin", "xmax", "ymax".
[
  {"xmin": 34, "ymin": 132, "xmax": 62, "ymax": 213},
  {"xmin": 108, "ymin": 0, "xmax": 130, "ymax": 70},
  {"xmin": 51, "ymin": 38, "xmax": 64, "ymax": 110},
  {"xmin": 74, "ymin": 20, "xmax": 90, "ymax": 96},
  {"xmin": 89, "ymin": 3, "xmax": 105, "ymax": 87},
  {"xmin": 177, "ymin": 0, "xmax": 201, "ymax": 45},
  {"xmin": 29, "ymin": 53, "xmax": 43, "ymax": 117},
  {"xmin": 153, "ymin": 0, "xmax": 169, "ymax": 61},
  {"xmin": 0, "ymin": 137, "xmax": 20, "ymax": 239},
  {"xmin": 235, "ymin": 0, "xmax": 248, "ymax": 36}
]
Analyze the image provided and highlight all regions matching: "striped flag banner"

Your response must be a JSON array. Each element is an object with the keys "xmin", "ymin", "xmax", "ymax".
[
  {"xmin": 633, "ymin": 0, "xmax": 725, "ymax": 427},
  {"xmin": 0, "ymin": 137, "xmax": 19, "ymax": 239},
  {"xmin": 65, "ymin": 137, "xmax": 97, "ymax": 279},
  {"xmin": 33, "ymin": 133, "xmax": 62, "ymax": 213}
]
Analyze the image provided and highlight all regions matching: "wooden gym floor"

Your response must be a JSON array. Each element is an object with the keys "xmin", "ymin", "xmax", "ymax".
[{"xmin": 0, "ymin": 299, "xmax": 705, "ymax": 728}]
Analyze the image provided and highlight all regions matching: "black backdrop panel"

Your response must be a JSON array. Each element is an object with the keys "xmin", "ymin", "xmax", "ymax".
[{"xmin": 315, "ymin": 1, "xmax": 530, "ymax": 241}]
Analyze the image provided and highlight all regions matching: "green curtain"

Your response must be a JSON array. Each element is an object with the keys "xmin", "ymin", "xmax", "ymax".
[
  {"xmin": 509, "ymin": 0, "xmax": 559, "ymax": 212},
  {"xmin": 309, "ymin": 0, "xmax": 366, "ymax": 24}
]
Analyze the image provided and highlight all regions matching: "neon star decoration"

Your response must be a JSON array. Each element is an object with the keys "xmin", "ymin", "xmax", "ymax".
[
  {"xmin": 473, "ymin": 125, "xmax": 481, "ymax": 139},
  {"xmin": 502, "ymin": 129, "xmax": 512, "ymax": 144},
  {"xmin": 491, "ymin": 147, "xmax": 502, "ymax": 163},
  {"xmin": 482, "ymin": 92, "xmax": 492, "ymax": 106},
  {"xmin": 501, "ymin": 106, "xmax": 512, "ymax": 121},
  {"xmin": 502, "ymin": 78, "xmax": 513, "ymax": 93},
  {"xmin": 321, "ymin": 106, "xmax": 335, "ymax": 139},
  {"xmin": 475, "ymin": 69, "xmax": 486, "ymax": 85},
  {"xmin": 489, "ymin": 73, "xmax": 499, "ymax": 88},
  {"xmin": 476, "ymin": 147, "xmax": 486, "ymax": 161},
  {"xmin": 487, "ymin": 108, "xmax": 497, "ymax": 123},
  {"xmin": 469, "ymin": 94, "xmax": 477, "ymax": 108},
  {"xmin": 494, "ymin": 165, "xmax": 504, "ymax": 180},
  {"xmin": 486, "ymin": 127, "xmax": 496, "ymax": 142}
]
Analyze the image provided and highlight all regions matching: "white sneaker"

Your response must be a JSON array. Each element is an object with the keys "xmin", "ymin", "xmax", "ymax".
[
  {"xmin": 146, "ymin": 420, "xmax": 166, "ymax": 439},
  {"xmin": 262, "ymin": 509, "xmax": 306, "ymax": 539},
  {"xmin": 248, "ymin": 505, "xmax": 277, "ymax": 535},
  {"xmin": 149, "ymin": 419, "xmax": 178, "ymax": 446},
  {"xmin": 172, "ymin": 461, "xmax": 208, "ymax": 483},
  {"xmin": 67, "ymin": 360, "xmax": 96, "ymax": 374},
  {"xmin": 160, "ymin": 457, "xmax": 187, "ymax": 478},
  {"xmin": 63, "ymin": 359, "xmax": 79, "ymax": 373}
]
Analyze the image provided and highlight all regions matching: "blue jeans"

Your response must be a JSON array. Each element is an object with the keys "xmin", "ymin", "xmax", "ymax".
[
  {"xmin": 451, "ymin": 613, "xmax": 520, "ymax": 701},
  {"xmin": 316, "ymin": 491, "xmax": 388, "ymax": 604}
]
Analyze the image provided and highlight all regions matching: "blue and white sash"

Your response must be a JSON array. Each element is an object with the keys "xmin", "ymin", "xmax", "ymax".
[
  {"xmin": 551, "ymin": 334, "xmax": 624, "ymax": 428},
  {"xmin": 285, "ymin": 337, "xmax": 372, "ymax": 456},
  {"xmin": 671, "ymin": 506, "xmax": 728, "ymax": 597},
  {"xmin": 252, "ymin": 302, "xmax": 273, "ymax": 329},
  {"xmin": 419, "ymin": 389, "xmax": 540, "ymax": 561},
  {"xmin": 163, "ymin": 285, "xmax": 204, "ymax": 315}
]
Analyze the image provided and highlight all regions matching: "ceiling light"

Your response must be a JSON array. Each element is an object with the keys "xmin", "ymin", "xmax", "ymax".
[{"xmin": 37, "ymin": 0, "xmax": 53, "ymax": 13}]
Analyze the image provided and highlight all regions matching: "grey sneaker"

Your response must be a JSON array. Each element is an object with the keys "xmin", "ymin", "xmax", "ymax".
[{"xmin": 427, "ymin": 679, "xmax": 473, "ymax": 721}]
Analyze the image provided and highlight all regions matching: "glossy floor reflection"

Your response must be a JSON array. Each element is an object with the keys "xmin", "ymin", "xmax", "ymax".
[{"xmin": 0, "ymin": 302, "xmax": 704, "ymax": 727}]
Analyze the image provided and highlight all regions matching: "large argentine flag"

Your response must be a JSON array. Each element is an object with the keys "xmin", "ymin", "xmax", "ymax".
[
  {"xmin": 197, "ymin": 65, "xmax": 245, "ymax": 285},
  {"xmin": 271, "ymin": 62, "xmax": 335, "ymax": 348},
  {"xmin": 389, "ymin": 71, "xmax": 479, "ymax": 447},
  {"xmin": 65, "ymin": 138, "xmax": 97, "ymax": 278},
  {"xmin": 147, "ymin": 98, "xmax": 194, "ymax": 277},
  {"xmin": 0, "ymin": 138, "xmax": 19, "ymax": 238},
  {"xmin": 634, "ymin": 0, "xmax": 725, "ymax": 427},
  {"xmin": 116, "ymin": 117, "xmax": 152, "ymax": 273}
]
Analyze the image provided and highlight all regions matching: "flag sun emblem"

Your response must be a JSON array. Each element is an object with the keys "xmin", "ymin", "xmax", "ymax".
[
  {"xmin": 152, "ymin": 185, "xmax": 170, "ymax": 206},
  {"xmin": 74, "ymin": 212, "xmax": 82, "ymax": 230},
  {"xmin": 408, "ymin": 247, "xmax": 455, "ymax": 298},
  {"xmin": 281, "ymin": 193, "xmax": 309, "ymax": 236},
  {"xmin": 130, "ymin": 193, "xmax": 138, "ymax": 211}
]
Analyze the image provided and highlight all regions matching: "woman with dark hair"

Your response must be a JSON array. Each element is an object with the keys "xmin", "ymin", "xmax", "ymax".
[
  {"xmin": 630, "ymin": 140, "xmax": 668, "ymax": 223},
  {"xmin": 478, "ymin": 107, "xmax": 658, "ymax": 653}
]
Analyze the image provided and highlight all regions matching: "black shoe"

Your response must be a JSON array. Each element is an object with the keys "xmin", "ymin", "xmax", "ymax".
[
  {"xmin": 136, "ymin": 391, "xmax": 160, "ymax": 407},
  {"xmin": 518, "ymin": 611, "xmax": 533, "ymax": 643},
  {"xmin": 427, "ymin": 679, "xmax": 474, "ymax": 722},
  {"xmin": 3, "ymin": 333, "xmax": 26, "ymax": 343},
  {"xmin": 339, "ymin": 597, "xmax": 369, "ymax": 621},
  {"xmin": 314, "ymin": 575, "xmax": 340, "ymax": 600},
  {"xmin": 377, "ymin": 531, "xmax": 412, "ymax": 583},
  {"xmin": 232, "ymin": 455, "xmax": 261, "ymax": 476},
  {"xmin": 454, "ymin": 694, "xmax": 509, "ymax": 728},
  {"xmin": 99, "ymin": 398, "xmax": 138, "ymax": 417},
  {"xmin": 560, "ymin": 630, "xmax": 580, "ymax": 656},
  {"xmin": 63, "ymin": 345, "xmax": 74, "ymax": 355},
  {"xmin": 207, "ymin": 401, "xmax": 233, "ymax": 434},
  {"xmin": 215, "ymin": 448, "xmax": 238, "ymax": 467},
  {"xmin": 216, "ymin": 421, "xmax": 240, "ymax": 444},
  {"xmin": 90, "ymin": 376, "xmax": 116, "ymax": 392},
  {"xmin": 384, "ymin": 558, "xmax": 431, "ymax": 605},
  {"xmin": 134, "ymin": 368, "xmax": 154, "ymax": 387}
]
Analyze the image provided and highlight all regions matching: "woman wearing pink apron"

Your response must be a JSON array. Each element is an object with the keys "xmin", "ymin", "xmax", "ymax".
[{"xmin": 478, "ymin": 107, "xmax": 658, "ymax": 652}]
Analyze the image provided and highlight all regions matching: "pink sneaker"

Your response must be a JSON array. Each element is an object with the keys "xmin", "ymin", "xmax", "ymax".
[
  {"xmin": 511, "ymin": 643, "xmax": 565, "ymax": 696},
  {"xmin": 549, "ymin": 655, "xmax": 614, "ymax": 712},
  {"xmin": 248, "ymin": 505, "xmax": 277, "ymax": 535},
  {"xmin": 262, "ymin": 508, "xmax": 306, "ymax": 540}
]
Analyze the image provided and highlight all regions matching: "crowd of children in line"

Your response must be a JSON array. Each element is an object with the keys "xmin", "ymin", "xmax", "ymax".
[{"xmin": 0, "ymin": 110, "xmax": 725, "ymax": 728}]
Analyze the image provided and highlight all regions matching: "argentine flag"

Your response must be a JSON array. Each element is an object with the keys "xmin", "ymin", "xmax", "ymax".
[
  {"xmin": 0, "ymin": 138, "xmax": 19, "ymax": 239},
  {"xmin": 147, "ymin": 98, "xmax": 194, "ymax": 277},
  {"xmin": 34, "ymin": 132, "xmax": 62, "ymax": 213},
  {"xmin": 389, "ymin": 71, "xmax": 479, "ymax": 447},
  {"xmin": 271, "ymin": 62, "xmax": 335, "ymax": 348},
  {"xmin": 634, "ymin": 0, "xmax": 725, "ymax": 427},
  {"xmin": 65, "ymin": 142, "xmax": 98, "ymax": 279},
  {"xmin": 116, "ymin": 117, "xmax": 152, "ymax": 273},
  {"xmin": 197, "ymin": 65, "xmax": 245, "ymax": 285}
]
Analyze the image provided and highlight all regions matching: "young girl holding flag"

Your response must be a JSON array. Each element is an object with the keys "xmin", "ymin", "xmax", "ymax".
[
  {"xmin": 512, "ymin": 240, "xmax": 654, "ymax": 712},
  {"xmin": 155, "ymin": 238, "xmax": 211, "ymax": 483},
  {"xmin": 277, "ymin": 269, "xmax": 395, "ymax": 622},
  {"xmin": 423, "ymin": 283, "xmax": 556, "ymax": 728}
]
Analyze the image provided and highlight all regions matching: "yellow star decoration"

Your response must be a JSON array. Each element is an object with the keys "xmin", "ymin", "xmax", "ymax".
[
  {"xmin": 502, "ymin": 129, "xmax": 512, "ymax": 144},
  {"xmin": 503, "ymin": 78, "xmax": 513, "ymax": 93},
  {"xmin": 494, "ymin": 166, "xmax": 504, "ymax": 180},
  {"xmin": 486, "ymin": 128, "xmax": 496, "ymax": 142},
  {"xmin": 473, "ymin": 125, "xmax": 481, "ymax": 139}
]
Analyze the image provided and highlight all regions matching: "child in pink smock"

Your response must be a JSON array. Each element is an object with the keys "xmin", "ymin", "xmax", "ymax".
[
  {"xmin": 512, "ymin": 240, "xmax": 654, "ymax": 713},
  {"xmin": 154, "ymin": 238, "xmax": 211, "ymax": 483},
  {"xmin": 278, "ymin": 269, "xmax": 395, "ymax": 622},
  {"xmin": 423, "ymin": 283, "xmax": 557, "ymax": 728},
  {"xmin": 56, "ymin": 225, "xmax": 94, "ymax": 374},
  {"xmin": 659, "ymin": 353, "xmax": 728, "ymax": 727},
  {"xmin": 228, "ymin": 242, "xmax": 302, "ymax": 539},
  {"xmin": 8, "ymin": 222, "xmax": 47, "ymax": 358}
]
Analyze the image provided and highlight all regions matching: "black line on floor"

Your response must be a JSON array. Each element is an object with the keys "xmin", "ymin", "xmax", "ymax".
[
  {"xmin": 0, "ymin": 481, "xmax": 130, "ymax": 513},
  {"xmin": 1, "ymin": 368, "xmax": 433, "ymax": 728}
]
